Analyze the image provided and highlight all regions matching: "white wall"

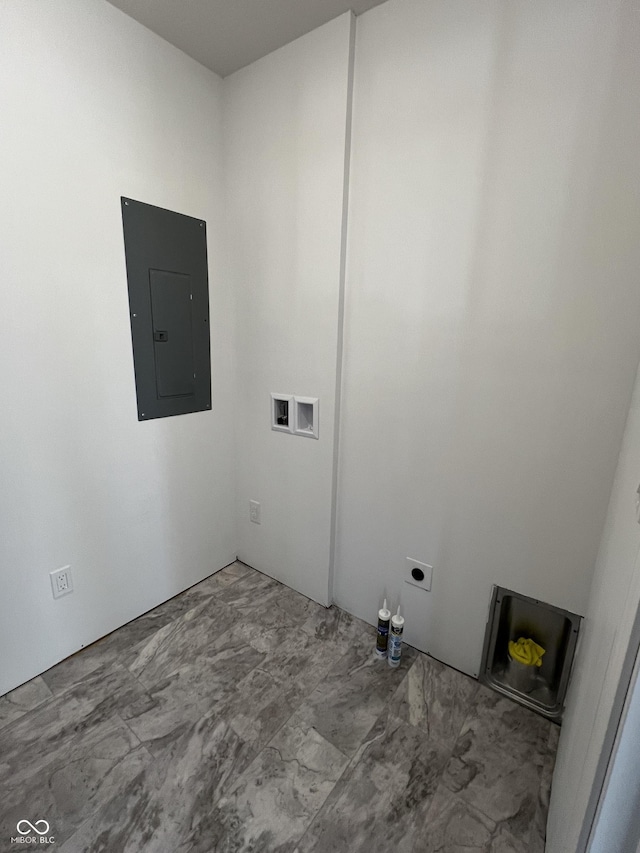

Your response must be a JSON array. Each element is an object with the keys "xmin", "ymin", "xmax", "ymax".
[
  {"xmin": 547, "ymin": 4, "xmax": 640, "ymax": 820},
  {"xmin": 224, "ymin": 14, "xmax": 354, "ymax": 606},
  {"xmin": 0, "ymin": 0, "xmax": 236, "ymax": 696},
  {"xmin": 547, "ymin": 365, "xmax": 640, "ymax": 852},
  {"xmin": 334, "ymin": 0, "xmax": 640, "ymax": 676}
]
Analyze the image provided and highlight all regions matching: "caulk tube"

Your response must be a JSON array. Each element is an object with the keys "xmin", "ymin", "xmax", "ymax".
[
  {"xmin": 387, "ymin": 605, "xmax": 405, "ymax": 668},
  {"xmin": 375, "ymin": 598, "xmax": 391, "ymax": 658}
]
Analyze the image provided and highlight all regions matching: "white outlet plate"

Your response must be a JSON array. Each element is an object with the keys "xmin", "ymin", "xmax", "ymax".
[
  {"xmin": 405, "ymin": 557, "xmax": 432, "ymax": 591},
  {"xmin": 50, "ymin": 566, "xmax": 73, "ymax": 599},
  {"xmin": 249, "ymin": 500, "xmax": 261, "ymax": 524}
]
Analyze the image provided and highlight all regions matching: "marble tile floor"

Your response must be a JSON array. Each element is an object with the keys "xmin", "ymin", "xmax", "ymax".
[{"xmin": 0, "ymin": 562, "xmax": 558, "ymax": 853}]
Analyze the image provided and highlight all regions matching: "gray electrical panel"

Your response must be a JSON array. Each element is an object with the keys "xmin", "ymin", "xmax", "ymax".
[{"xmin": 121, "ymin": 197, "xmax": 211, "ymax": 420}]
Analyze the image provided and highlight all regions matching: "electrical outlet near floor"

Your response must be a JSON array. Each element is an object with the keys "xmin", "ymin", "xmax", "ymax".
[
  {"xmin": 405, "ymin": 557, "xmax": 432, "ymax": 591},
  {"xmin": 249, "ymin": 500, "xmax": 261, "ymax": 524},
  {"xmin": 50, "ymin": 566, "xmax": 73, "ymax": 599}
]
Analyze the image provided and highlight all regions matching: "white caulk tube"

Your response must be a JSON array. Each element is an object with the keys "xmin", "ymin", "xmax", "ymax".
[
  {"xmin": 375, "ymin": 598, "xmax": 391, "ymax": 658},
  {"xmin": 387, "ymin": 605, "xmax": 405, "ymax": 668}
]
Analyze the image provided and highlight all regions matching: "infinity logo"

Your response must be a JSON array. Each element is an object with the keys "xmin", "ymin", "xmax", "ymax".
[{"xmin": 16, "ymin": 820, "xmax": 50, "ymax": 836}]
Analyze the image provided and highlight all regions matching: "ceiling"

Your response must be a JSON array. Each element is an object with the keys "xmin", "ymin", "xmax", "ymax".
[{"xmin": 106, "ymin": 0, "xmax": 388, "ymax": 78}]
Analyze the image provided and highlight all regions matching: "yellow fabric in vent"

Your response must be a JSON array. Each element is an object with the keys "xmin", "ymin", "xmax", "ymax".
[{"xmin": 508, "ymin": 637, "xmax": 545, "ymax": 667}]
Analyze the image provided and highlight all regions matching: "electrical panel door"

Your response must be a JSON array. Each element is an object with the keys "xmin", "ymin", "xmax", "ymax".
[{"xmin": 121, "ymin": 197, "xmax": 211, "ymax": 420}]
